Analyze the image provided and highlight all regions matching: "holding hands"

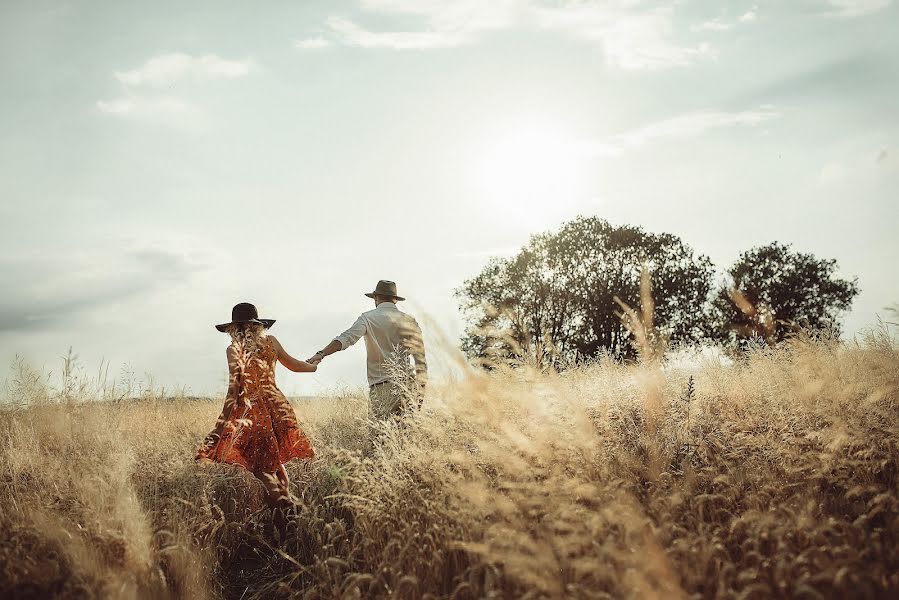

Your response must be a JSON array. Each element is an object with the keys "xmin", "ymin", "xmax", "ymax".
[{"xmin": 306, "ymin": 341, "xmax": 340, "ymax": 367}]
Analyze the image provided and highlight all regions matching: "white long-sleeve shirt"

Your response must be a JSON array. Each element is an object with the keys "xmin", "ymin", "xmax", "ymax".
[{"xmin": 334, "ymin": 302, "xmax": 427, "ymax": 387}]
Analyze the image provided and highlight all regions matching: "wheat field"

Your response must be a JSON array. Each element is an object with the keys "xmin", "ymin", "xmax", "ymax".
[{"xmin": 1, "ymin": 331, "xmax": 897, "ymax": 599}]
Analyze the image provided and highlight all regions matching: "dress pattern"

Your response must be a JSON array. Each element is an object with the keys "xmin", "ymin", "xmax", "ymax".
[{"xmin": 196, "ymin": 335, "xmax": 314, "ymax": 473}]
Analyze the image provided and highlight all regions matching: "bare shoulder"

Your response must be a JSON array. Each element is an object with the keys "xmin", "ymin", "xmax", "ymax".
[{"xmin": 267, "ymin": 335, "xmax": 284, "ymax": 351}]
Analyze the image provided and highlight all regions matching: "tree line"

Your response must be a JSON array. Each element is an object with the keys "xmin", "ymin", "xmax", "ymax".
[{"xmin": 456, "ymin": 216, "xmax": 859, "ymax": 364}]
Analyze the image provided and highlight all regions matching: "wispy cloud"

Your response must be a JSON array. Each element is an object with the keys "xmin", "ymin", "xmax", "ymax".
[
  {"xmin": 584, "ymin": 8, "xmax": 714, "ymax": 69},
  {"xmin": 691, "ymin": 5, "xmax": 758, "ymax": 33},
  {"xmin": 590, "ymin": 106, "xmax": 781, "ymax": 156},
  {"xmin": 0, "ymin": 248, "xmax": 203, "ymax": 332},
  {"xmin": 822, "ymin": 0, "xmax": 892, "ymax": 18},
  {"xmin": 326, "ymin": 16, "xmax": 470, "ymax": 49},
  {"xmin": 95, "ymin": 95, "xmax": 192, "ymax": 117},
  {"xmin": 294, "ymin": 36, "xmax": 332, "ymax": 49},
  {"xmin": 740, "ymin": 7, "xmax": 759, "ymax": 23},
  {"xmin": 114, "ymin": 53, "xmax": 253, "ymax": 87},
  {"xmin": 360, "ymin": 0, "xmax": 517, "ymax": 32},
  {"xmin": 692, "ymin": 19, "xmax": 733, "ymax": 32},
  {"xmin": 306, "ymin": 1, "xmax": 714, "ymax": 70},
  {"xmin": 97, "ymin": 52, "xmax": 252, "ymax": 120}
]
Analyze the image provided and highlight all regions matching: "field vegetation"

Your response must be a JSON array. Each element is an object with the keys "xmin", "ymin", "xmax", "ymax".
[{"xmin": 1, "ymin": 324, "xmax": 898, "ymax": 599}]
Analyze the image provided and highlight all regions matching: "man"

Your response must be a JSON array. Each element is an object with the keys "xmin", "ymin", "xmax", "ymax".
[{"xmin": 308, "ymin": 280, "xmax": 427, "ymax": 420}]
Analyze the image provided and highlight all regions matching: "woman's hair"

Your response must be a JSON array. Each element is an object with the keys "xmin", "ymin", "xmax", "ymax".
[{"xmin": 226, "ymin": 322, "xmax": 267, "ymax": 355}]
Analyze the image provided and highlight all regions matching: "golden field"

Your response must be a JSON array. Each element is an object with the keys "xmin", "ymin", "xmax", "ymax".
[{"xmin": 1, "ymin": 332, "xmax": 897, "ymax": 599}]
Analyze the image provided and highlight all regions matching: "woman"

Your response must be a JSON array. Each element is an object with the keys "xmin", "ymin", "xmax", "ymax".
[{"xmin": 196, "ymin": 302, "xmax": 317, "ymax": 525}]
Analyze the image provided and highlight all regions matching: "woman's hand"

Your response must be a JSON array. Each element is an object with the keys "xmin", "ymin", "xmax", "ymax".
[{"xmin": 297, "ymin": 361, "xmax": 317, "ymax": 373}]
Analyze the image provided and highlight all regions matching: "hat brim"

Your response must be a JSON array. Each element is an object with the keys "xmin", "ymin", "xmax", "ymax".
[
  {"xmin": 365, "ymin": 292, "xmax": 405, "ymax": 301},
  {"xmin": 215, "ymin": 318, "xmax": 275, "ymax": 332}
]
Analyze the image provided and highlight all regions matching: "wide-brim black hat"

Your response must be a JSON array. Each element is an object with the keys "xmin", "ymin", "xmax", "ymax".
[
  {"xmin": 216, "ymin": 302, "xmax": 276, "ymax": 332},
  {"xmin": 365, "ymin": 280, "xmax": 405, "ymax": 301}
]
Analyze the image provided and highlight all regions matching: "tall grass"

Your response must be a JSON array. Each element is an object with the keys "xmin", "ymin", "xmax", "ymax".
[{"xmin": 1, "ymin": 330, "xmax": 898, "ymax": 599}]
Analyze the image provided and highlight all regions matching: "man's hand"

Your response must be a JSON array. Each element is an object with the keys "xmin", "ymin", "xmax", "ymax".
[{"xmin": 307, "ymin": 341, "xmax": 341, "ymax": 366}]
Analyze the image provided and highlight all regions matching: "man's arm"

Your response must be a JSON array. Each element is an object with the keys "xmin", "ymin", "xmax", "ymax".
[
  {"xmin": 308, "ymin": 339, "xmax": 342, "ymax": 365},
  {"xmin": 307, "ymin": 315, "xmax": 366, "ymax": 364}
]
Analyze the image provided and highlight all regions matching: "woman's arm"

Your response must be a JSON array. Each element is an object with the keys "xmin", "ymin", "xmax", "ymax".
[
  {"xmin": 270, "ymin": 336, "xmax": 318, "ymax": 373},
  {"xmin": 225, "ymin": 345, "xmax": 241, "ymax": 403}
]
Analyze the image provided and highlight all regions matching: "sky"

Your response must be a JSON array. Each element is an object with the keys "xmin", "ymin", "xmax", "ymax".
[{"xmin": 1, "ymin": 0, "xmax": 897, "ymax": 397}]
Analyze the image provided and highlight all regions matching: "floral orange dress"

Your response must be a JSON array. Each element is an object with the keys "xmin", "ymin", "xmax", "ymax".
[{"xmin": 196, "ymin": 336, "xmax": 314, "ymax": 473}]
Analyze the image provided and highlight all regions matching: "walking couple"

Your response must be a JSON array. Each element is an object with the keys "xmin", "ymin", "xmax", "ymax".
[{"xmin": 195, "ymin": 280, "xmax": 427, "ymax": 517}]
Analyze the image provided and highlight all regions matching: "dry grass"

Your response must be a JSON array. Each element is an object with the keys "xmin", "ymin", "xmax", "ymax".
[{"xmin": 1, "ymin": 331, "xmax": 898, "ymax": 599}]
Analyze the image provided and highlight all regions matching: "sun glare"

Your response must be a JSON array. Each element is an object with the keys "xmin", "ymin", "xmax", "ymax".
[{"xmin": 475, "ymin": 120, "xmax": 588, "ymax": 222}]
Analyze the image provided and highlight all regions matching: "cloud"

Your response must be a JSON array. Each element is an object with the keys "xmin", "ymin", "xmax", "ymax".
[
  {"xmin": 740, "ymin": 7, "xmax": 759, "ymax": 22},
  {"xmin": 95, "ymin": 95, "xmax": 192, "ymax": 117},
  {"xmin": 590, "ymin": 9, "xmax": 714, "ymax": 69},
  {"xmin": 360, "ymin": 0, "xmax": 518, "ymax": 32},
  {"xmin": 531, "ymin": 4, "xmax": 712, "ymax": 69},
  {"xmin": 326, "ymin": 16, "xmax": 470, "ymax": 49},
  {"xmin": 692, "ymin": 19, "xmax": 733, "ymax": 32},
  {"xmin": 294, "ymin": 36, "xmax": 332, "ymax": 49},
  {"xmin": 0, "ymin": 248, "xmax": 202, "ymax": 332},
  {"xmin": 691, "ymin": 5, "xmax": 758, "ymax": 32},
  {"xmin": 822, "ymin": 0, "xmax": 892, "ymax": 18},
  {"xmin": 590, "ymin": 107, "xmax": 781, "ymax": 156},
  {"xmin": 310, "ymin": 1, "xmax": 713, "ymax": 69},
  {"xmin": 114, "ymin": 53, "xmax": 253, "ymax": 87},
  {"xmin": 309, "ymin": 0, "xmax": 515, "ymax": 50},
  {"xmin": 97, "ymin": 53, "xmax": 252, "ymax": 121}
]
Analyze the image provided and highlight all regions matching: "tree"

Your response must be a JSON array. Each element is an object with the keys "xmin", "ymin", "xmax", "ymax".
[
  {"xmin": 456, "ymin": 216, "xmax": 715, "ymax": 365},
  {"xmin": 711, "ymin": 242, "xmax": 859, "ymax": 345}
]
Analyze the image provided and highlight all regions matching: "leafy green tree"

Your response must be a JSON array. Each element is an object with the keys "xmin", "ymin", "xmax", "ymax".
[
  {"xmin": 456, "ymin": 216, "xmax": 715, "ymax": 364},
  {"xmin": 711, "ymin": 242, "xmax": 859, "ymax": 345}
]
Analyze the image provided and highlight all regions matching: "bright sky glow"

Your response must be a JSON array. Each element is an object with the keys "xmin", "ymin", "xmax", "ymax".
[{"xmin": 474, "ymin": 119, "xmax": 589, "ymax": 225}]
